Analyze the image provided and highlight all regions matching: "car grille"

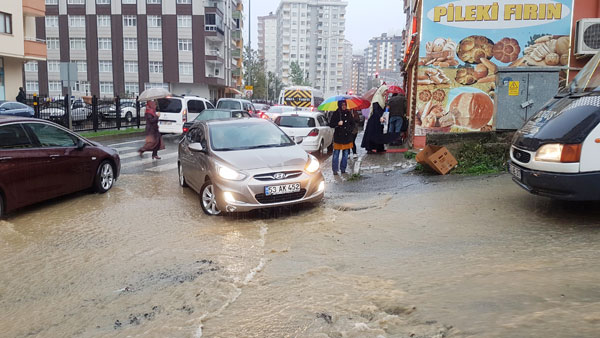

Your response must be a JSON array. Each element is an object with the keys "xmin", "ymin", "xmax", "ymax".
[
  {"xmin": 255, "ymin": 189, "xmax": 306, "ymax": 204},
  {"xmin": 254, "ymin": 171, "xmax": 303, "ymax": 181},
  {"xmin": 512, "ymin": 148, "xmax": 531, "ymax": 163}
]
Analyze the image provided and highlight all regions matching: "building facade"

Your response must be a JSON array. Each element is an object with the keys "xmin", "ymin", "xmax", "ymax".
[
  {"xmin": 257, "ymin": 12, "xmax": 277, "ymax": 75},
  {"xmin": 26, "ymin": 0, "xmax": 243, "ymax": 100},
  {"xmin": 276, "ymin": 0, "xmax": 347, "ymax": 98},
  {"xmin": 341, "ymin": 39, "xmax": 352, "ymax": 94},
  {"xmin": 364, "ymin": 33, "xmax": 403, "ymax": 86},
  {"xmin": 350, "ymin": 54, "xmax": 365, "ymax": 95},
  {"xmin": 0, "ymin": 0, "xmax": 46, "ymax": 101}
]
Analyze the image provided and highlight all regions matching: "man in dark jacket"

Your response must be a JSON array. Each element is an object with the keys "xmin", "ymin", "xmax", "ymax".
[
  {"xmin": 387, "ymin": 93, "xmax": 406, "ymax": 145},
  {"xmin": 328, "ymin": 100, "xmax": 355, "ymax": 175},
  {"xmin": 16, "ymin": 87, "xmax": 26, "ymax": 103}
]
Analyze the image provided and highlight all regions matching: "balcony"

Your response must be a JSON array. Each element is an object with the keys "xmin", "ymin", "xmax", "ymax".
[
  {"xmin": 232, "ymin": 49, "xmax": 241, "ymax": 59},
  {"xmin": 24, "ymin": 38, "xmax": 46, "ymax": 60},
  {"xmin": 232, "ymin": 30, "xmax": 242, "ymax": 41},
  {"xmin": 23, "ymin": 0, "xmax": 45, "ymax": 17},
  {"xmin": 232, "ymin": 10, "xmax": 242, "ymax": 20},
  {"xmin": 232, "ymin": 68, "xmax": 241, "ymax": 77}
]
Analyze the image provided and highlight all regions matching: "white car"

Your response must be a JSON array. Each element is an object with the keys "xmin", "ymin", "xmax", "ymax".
[
  {"xmin": 40, "ymin": 99, "xmax": 91, "ymax": 123},
  {"xmin": 157, "ymin": 96, "xmax": 214, "ymax": 134},
  {"xmin": 100, "ymin": 99, "xmax": 145, "ymax": 122},
  {"xmin": 275, "ymin": 112, "xmax": 333, "ymax": 154},
  {"xmin": 265, "ymin": 105, "xmax": 298, "ymax": 121}
]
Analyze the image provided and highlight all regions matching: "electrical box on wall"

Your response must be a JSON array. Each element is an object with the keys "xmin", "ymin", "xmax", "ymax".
[{"xmin": 575, "ymin": 19, "xmax": 600, "ymax": 55}]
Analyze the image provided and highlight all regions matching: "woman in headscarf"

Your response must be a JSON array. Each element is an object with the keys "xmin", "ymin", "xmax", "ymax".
[
  {"xmin": 328, "ymin": 100, "xmax": 355, "ymax": 175},
  {"xmin": 361, "ymin": 85, "xmax": 388, "ymax": 153},
  {"xmin": 138, "ymin": 100, "xmax": 165, "ymax": 160}
]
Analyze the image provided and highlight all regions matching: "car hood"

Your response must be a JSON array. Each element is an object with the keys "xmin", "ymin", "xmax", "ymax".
[{"xmin": 213, "ymin": 145, "xmax": 308, "ymax": 171}]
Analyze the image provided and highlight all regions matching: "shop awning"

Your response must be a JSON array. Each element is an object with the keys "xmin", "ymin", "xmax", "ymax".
[{"xmin": 225, "ymin": 87, "xmax": 243, "ymax": 95}]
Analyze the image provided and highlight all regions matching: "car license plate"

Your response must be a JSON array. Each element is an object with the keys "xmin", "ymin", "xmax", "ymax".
[
  {"xmin": 160, "ymin": 121, "xmax": 172, "ymax": 126},
  {"xmin": 265, "ymin": 183, "xmax": 301, "ymax": 196},
  {"xmin": 509, "ymin": 163, "xmax": 522, "ymax": 180}
]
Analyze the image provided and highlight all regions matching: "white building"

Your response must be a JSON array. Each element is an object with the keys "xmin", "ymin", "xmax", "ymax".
[
  {"xmin": 364, "ymin": 33, "xmax": 403, "ymax": 85},
  {"xmin": 342, "ymin": 39, "xmax": 352, "ymax": 94},
  {"xmin": 276, "ymin": 0, "xmax": 348, "ymax": 98},
  {"xmin": 258, "ymin": 12, "xmax": 277, "ymax": 75},
  {"xmin": 351, "ymin": 54, "xmax": 366, "ymax": 95}
]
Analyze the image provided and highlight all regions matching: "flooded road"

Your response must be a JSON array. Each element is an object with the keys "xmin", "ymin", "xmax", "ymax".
[{"xmin": 1, "ymin": 135, "xmax": 600, "ymax": 337}]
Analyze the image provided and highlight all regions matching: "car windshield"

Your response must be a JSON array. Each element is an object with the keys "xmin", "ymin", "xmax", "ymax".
[
  {"xmin": 209, "ymin": 122, "xmax": 294, "ymax": 151},
  {"xmin": 157, "ymin": 98, "xmax": 182, "ymax": 112},
  {"xmin": 564, "ymin": 52, "xmax": 600, "ymax": 93},
  {"xmin": 194, "ymin": 109, "xmax": 233, "ymax": 121},
  {"xmin": 276, "ymin": 115, "xmax": 316, "ymax": 128},
  {"xmin": 217, "ymin": 100, "xmax": 242, "ymax": 110}
]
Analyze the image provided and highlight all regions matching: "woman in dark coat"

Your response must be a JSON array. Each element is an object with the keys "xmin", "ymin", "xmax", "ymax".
[
  {"xmin": 360, "ymin": 102, "xmax": 387, "ymax": 153},
  {"xmin": 138, "ymin": 100, "xmax": 164, "ymax": 160},
  {"xmin": 328, "ymin": 100, "xmax": 355, "ymax": 175}
]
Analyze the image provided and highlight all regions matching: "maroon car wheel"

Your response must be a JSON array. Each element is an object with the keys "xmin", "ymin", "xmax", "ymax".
[
  {"xmin": 95, "ymin": 161, "xmax": 115, "ymax": 193},
  {"xmin": 0, "ymin": 193, "xmax": 4, "ymax": 218}
]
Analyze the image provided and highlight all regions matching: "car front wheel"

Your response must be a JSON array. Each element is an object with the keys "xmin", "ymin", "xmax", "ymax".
[
  {"xmin": 200, "ymin": 181, "xmax": 221, "ymax": 216},
  {"xmin": 95, "ymin": 161, "xmax": 115, "ymax": 193},
  {"xmin": 0, "ymin": 193, "xmax": 4, "ymax": 218}
]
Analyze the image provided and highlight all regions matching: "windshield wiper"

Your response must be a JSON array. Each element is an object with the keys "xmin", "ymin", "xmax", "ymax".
[{"xmin": 246, "ymin": 144, "xmax": 278, "ymax": 149}]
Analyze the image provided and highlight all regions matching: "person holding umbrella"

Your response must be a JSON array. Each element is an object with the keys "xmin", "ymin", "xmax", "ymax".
[
  {"xmin": 361, "ymin": 85, "xmax": 389, "ymax": 154},
  {"xmin": 328, "ymin": 100, "xmax": 355, "ymax": 175},
  {"xmin": 137, "ymin": 87, "xmax": 170, "ymax": 160}
]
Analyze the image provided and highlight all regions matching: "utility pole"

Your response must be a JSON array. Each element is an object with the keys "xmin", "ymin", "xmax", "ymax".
[{"xmin": 248, "ymin": 0, "xmax": 252, "ymax": 86}]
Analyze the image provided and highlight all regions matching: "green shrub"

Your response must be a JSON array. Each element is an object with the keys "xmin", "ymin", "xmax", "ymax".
[{"xmin": 453, "ymin": 142, "xmax": 509, "ymax": 175}]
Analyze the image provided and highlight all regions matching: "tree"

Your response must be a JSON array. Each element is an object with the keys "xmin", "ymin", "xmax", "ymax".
[
  {"xmin": 290, "ymin": 61, "xmax": 311, "ymax": 86},
  {"xmin": 267, "ymin": 71, "xmax": 284, "ymax": 103},
  {"xmin": 242, "ymin": 46, "xmax": 267, "ymax": 100}
]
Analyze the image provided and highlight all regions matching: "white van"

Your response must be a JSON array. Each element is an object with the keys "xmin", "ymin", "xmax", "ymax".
[{"xmin": 157, "ymin": 96, "xmax": 214, "ymax": 134}]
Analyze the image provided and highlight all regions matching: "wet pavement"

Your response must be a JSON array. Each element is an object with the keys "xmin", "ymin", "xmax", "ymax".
[{"xmin": 1, "ymin": 133, "xmax": 600, "ymax": 337}]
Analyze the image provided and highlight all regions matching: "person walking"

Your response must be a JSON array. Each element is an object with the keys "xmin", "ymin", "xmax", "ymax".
[
  {"xmin": 387, "ymin": 93, "xmax": 406, "ymax": 145},
  {"xmin": 328, "ymin": 100, "xmax": 355, "ymax": 175},
  {"xmin": 138, "ymin": 100, "xmax": 164, "ymax": 160},
  {"xmin": 361, "ymin": 86, "xmax": 388, "ymax": 154},
  {"xmin": 16, "ymin": 87, "xmax": 26, "ymax": 103}
]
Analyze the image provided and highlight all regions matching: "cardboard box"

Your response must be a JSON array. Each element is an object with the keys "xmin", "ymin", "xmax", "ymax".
[{"xmin": 416, "ymin": 145, "xmax": 458, "ymax": 175}]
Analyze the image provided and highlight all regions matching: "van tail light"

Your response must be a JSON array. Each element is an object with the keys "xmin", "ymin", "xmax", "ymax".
[
  {"xmin": 560, "ymin": 144, "xmax": 582, "ymax": 163},
  {"xmin": 307, "ymin": 128, "xmax": 319, "ymax": 137},
  {"xmin": 182, "ymin": 109, "xmax": 187, "ymax": 123}
]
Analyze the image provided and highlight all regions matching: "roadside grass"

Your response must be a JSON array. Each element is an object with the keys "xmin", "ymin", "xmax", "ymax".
[
  {"xmin": 403, "ymin": 151, "xmax": 417, "ymax": 160},
  {"xmin": 347, "ymin": 173, "xmax": 362, "ymax": 181},
  {"xmin": 79, "ymin": 128, "xmax": 143, "ymax": 139},
  {"xmin": 453, "ymin": 142, "xmax": 509, "ymax": 175}
]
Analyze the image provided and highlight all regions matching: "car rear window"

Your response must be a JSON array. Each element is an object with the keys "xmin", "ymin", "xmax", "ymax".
[
  {"xmin": 276, "ymin": 116, "xmax": 316, "ymax": 128},
  {"xmin": 157, "ymin": 98, "xmax": 182, "ymax": 113},
  {"xmin": 195, "ymin": 110, "xmax": 232, "ymax": 121},
  {"xmin": 217, "ymin": 100, "xmax": 242, "ymax": 110}
]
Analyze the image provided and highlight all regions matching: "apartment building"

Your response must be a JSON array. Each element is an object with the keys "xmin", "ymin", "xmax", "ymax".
[
  {"xmin": 276, "ymin": 0, "xmax": 347, "ymax": 98},
  {"xmin": 0, "ymin": 0, "xmax": 46, "ymax": 101},
  {"xmin": 364, "ymin": 33, "xmax": 402, "ymax": 84},
  {"xmin": 257, "ymin": 12, "xmax": 276, "ymax": 74},
  {"xmin": 350, "ymin": 54, "xmax": 365, "ymax": 95},
  {"xmin": 26, "ymin": 0, "xmax": 243, "ymax": 100},
  {"xmin": 341, "ymin": 39, "xmax": 352, "ymax": 93}
]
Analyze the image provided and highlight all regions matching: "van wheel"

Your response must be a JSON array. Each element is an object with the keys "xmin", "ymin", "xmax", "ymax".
[
  {"xmin": 95, "ymin": 161, "xmax": 115, "ymax": 193},
  {"xmin": 200, "ymin": 181, "xmax": 221, "ymax": 216},
  {"xmin": 178, "ymin": 163, "xmax": 188, "ymax": 187}
]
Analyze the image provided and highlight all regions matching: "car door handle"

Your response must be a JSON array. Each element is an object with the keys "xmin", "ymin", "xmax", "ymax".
[{"xmin": 49, "ymin": 154, "xmax": 61, "ymax": 159}]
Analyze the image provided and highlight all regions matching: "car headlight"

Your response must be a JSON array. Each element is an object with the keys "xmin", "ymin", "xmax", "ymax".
[
  {"xmin": 534, "ymin": 143, "xmax": 581, "ymax": 163},
  {"xmin": 217, "ymin": 164, "xmax": 246, "ymax": 180},
  {"xmin": 305, "ymin": 154, "xmax": 320, "ymax": 173}
]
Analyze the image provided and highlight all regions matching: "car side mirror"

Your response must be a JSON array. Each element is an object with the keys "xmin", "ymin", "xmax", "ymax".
[
  {"xmin": 189, "ymin": 142, "xmax": 204, "ymax": 152},
  {"xmin": 76, "ymin": 139, "xmax": 86, "ymax": 149}
]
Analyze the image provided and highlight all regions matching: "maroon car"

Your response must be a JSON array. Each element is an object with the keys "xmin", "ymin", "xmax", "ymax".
[{"xmin": 0, "ymin": 116, "xmax": 120, "ymax": 217}]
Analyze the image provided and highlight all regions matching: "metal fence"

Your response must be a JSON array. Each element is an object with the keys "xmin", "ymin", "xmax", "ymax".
[{"xmin": 25, "ymin": 95, "xmax": 146, "ymax": 132}]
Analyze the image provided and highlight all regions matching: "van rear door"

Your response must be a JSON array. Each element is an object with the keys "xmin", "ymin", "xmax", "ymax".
[{"xmin": 157, "ymin": 98, "xmax": 183, "ymax": 134}]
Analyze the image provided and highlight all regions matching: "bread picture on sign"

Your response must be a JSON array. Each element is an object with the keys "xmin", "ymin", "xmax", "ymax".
[{"xmin": 448, "ymin": 92, "xmax": 494, "ymax": 130}]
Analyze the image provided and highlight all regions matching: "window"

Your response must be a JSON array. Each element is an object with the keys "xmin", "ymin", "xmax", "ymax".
[
  {"xmin": 98, "ymin": 38, "xmax": 111, "ymax": 50},
  {"xmin": 48, "ymin": 81, "xmax": 62, "ymax": 92},
  {"xmin": 45, "ymin": 0, "xmax": 58, "ymax": 5},
  {"xmin": 68, "ymin": 0, "xmax": 85, "ymax": 4},
  {"xmin": 99, "ymin": 61, "xmax": 112, "ymax": 72},
  {"xmin": 148, "ymin": 38, "xmax": 162, "ymax": 51},
  {"xmin": 123, "ymin": 15, "xmax": 137, "ymax": 27},
  {"xmin": 45, "ymin": 16, "xmax": 58, "ymax": 28},
  {"xmin": 0, "ymin": 125, "xmax": 32, "ymax": 149},
  {"xmin": 97, "ymin": 15, "xmax": 111, "ymax": 27},
  {"xmin": 177, "ymin": 0, "xmax": 191, "ymax": 3},
  {"xmin": 47, "ymin": 61, "xmax": 60, "ymax": 72},
  {"xmin": 27, "ymin": 123, "xmax": 77, "ymax": 147},
  {"xmin": 124, "ymin": 61, "xmax": 138, "ymax": 73},
  {"xmin": 187, "ymin": 100, "xmax": 205, "ymax": 114},
  {"xmin": 177, "ymin": 15, "xmax": 192, "ymax": 28},
  {"xmin": 96, "ymin": 0, "xmax": 110, "ymax": 4},
  {"xmin": 24, "ymin": 61, "xmax": 38, "ymax": 72},
  {"xmin": 178, "ymin": 39, "xmax": 192, "ymax": 52},
  {"xmin": 179, "ymin": 62, "xmax": 192, "ymax": 75},
  {"xmin": 69, "ymin": 15, "xmax": 85, "ymax": 28},
  {"xmin": 122, "ymin": 0, "xmax": 136, "ymax": 3},
  {"xmin": 123, "ymin": 38, "xmax": 137, "ymax": 50},
  {"xmin": 147, "ymin": 0, "xmax": 161, "ymax": 4},
  {"xmin": 75, "ymin": 60, "xmax": 87, "ymax": 72},
  {"xmin": 100, "ymin": 82, "xmax": 113, "ymax": 94},
  {"xmin": 75, "ymin": 81, "xmax": 90, "ymax": 93},
  {"xmin": 125, "ymin": 82, "xmax": 139, "ymax": 94},
  {"xmin": 70, "ymin": 38, "xmax": 86, "ymax": 50},
  {"xmin": 46, "ymin": 38, "xmax": 59, "ymax": 50},
  {"xmin": 147, "ymin": 16, "xmax": 161, "ymax": 27},
  {"xmin": 145, "ymin": 82, "xmax": 169, "ymax": 90},
  {"xmin": 149, "ymin": 62, "xmax": 163, "ymax": 73},
  {"xmin": 26, "ymin": 81, "xmax": 39, "ymax": 93}
]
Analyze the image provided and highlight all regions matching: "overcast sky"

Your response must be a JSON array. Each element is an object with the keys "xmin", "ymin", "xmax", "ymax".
[{"xmin": 242, "ymin": 0, "xmax": 406, "ymax": 54}]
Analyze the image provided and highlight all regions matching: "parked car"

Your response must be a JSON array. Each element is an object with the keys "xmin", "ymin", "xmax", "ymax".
[
  {"xmin": 508, "ymin": 51, "xmax": 600, "ymax": 201},
  {"xmin": 253, "ymin": 103, "xmax": 271, "ymax": 118},
  {"xmin": 100, "ymin": 99, "xmax": 145, "ymax": 122},
  {"xmin": 177, "ymin": 118, "xmax": 325, "ymax": 215},
  {"xmin": 182, "ymin": 109, "xmax": 251, "ymax": 133},
  {"xmin": 0, "ymin": 116, "xmax": 120, "ymax": 217},
  {"xmin": 275, "ymin": 112, "xmax": 334, "ymax": 154},
  {"xmin": 264, "ymin": 105, "xmax": 298, "ymax": 121},
  {"xmin": 216, "ymin": 98, "xmax": 262, "ymax": 118},
  {"xmin": 0, "ymin": 101, "xmax": 34, "ymax": 117},
  {"xmin": 39, "ymin": 98, "xmax": 91, "ymax": 123},
  {"xmin": 157, "ymin": 96, "xmax": 214, "ymax": 134}
]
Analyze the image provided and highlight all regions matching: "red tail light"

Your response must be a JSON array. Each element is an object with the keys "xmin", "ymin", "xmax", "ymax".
[
  {"xmin": 310, "ymin": 106, "xmax": 315, "ymax": 112},
  {"xmin": 182, "ymin": 109, "xmax": 187, "ymax": 123},
  {"xmin": 260, "ymin": 113, "xmax": 269, "ymax": 119},
  {"xmin": 307, "ymin": 128, "xmax": 319, "ymax": 137},
  {"xmin": 183, "ymin": 127, "xmax": 189, "ymax": 133}
]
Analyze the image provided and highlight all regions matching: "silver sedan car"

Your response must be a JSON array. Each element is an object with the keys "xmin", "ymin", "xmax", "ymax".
[{"xmin": 178, "ymin": 118, "xmax": 325, "ymax": 215}]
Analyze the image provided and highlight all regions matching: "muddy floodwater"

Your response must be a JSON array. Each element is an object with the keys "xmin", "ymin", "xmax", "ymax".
[{"xmin": 1, "ymin": 170, "xmax": 600, "ymax": 337}]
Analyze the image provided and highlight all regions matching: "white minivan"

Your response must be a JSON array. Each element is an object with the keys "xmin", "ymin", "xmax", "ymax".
[{"xmin": 157, "ymin": 96, "xmax": 214, "ymax": 134}]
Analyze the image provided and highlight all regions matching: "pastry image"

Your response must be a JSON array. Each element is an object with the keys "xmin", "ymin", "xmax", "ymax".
[
  {"xmin": 418, "ymin": 68, "xmax": 451, "ymax": 85},
  {"xmin": 449, "ymin": 92, "xmax": 494, "ymax": 129},
  {"xmin": 419, "ymin": 100, "xmax": 454, "ymax": 129},
  {"xmin": 422, "ymin": 37, "xmax": 460, "ymax": 67},
  {"xmin": 455, "ymin": 67, "xmax": 477, "ymax": 85},
  {"xmin": 458, "ymin": 35, "xmax": 494, "ymax": 64},
  {"xmin": 432, "ymin": 89, "xmax": 446, "ymax": 102},
  {"xmin": 419, "ymin": 89, "xmax": 432, "ymax": 102},
  {"xmin": 510, "ymin": 35, "xmax": 571, "ymax": 67},
  {"xmin": 492, "ymin": 38, "xmax": 521, "ymax": 63}
]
